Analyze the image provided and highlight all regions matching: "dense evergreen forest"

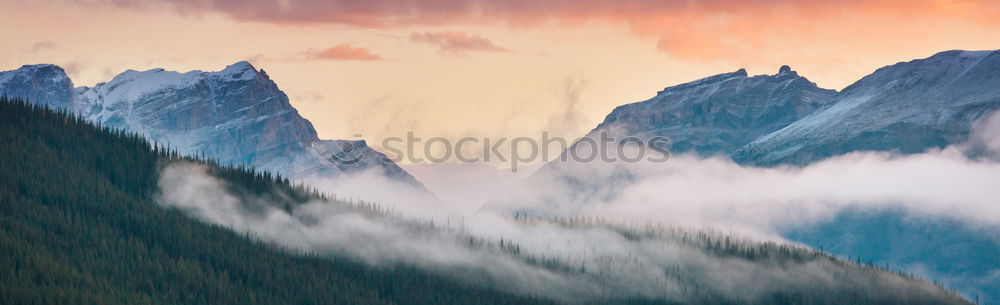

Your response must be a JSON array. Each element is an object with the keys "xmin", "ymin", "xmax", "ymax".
[
  {"xmin": 0, "ymin": 97, "xmax": 556, "ymax": 305},
  {"xmin": 0, "ymin": 97, "xmax": 974, "ymax": 305}
]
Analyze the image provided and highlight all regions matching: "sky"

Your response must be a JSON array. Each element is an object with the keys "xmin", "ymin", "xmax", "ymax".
[
  {"xmin": 2, "ymin": 0, "xmax": 999, "ymax": 159},
  {"xmin": 8, "ymin": 2, "xmax": 996, "ymax": 297}
]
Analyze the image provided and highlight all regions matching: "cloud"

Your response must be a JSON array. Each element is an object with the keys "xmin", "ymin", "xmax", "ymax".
[
  {"xmin": 544, "ymin": 74, "xmax": 589, "ymax": 139},
  {"xmin": 304, "ymin": 44, "xmax": 383, "ymax": 61},
  {"xmin": 57, "ymin": 60, "xmax": 87, "ymax": 79},
  {"xmin": 404, "ymin": 161, "xmax": 541, "ymax": 212},
  {"xmin": 292, "ymin": 90, "xmax": 326, "ymax": 104},
  {"xmin": 29, "ymin": 40, "xmax": 56, "ymax": 52},
  {"xmin": 78, "ymin": 0, "xmax": 1000, "ymax": 72},
  {"xmin": 409, "ymin": 31, "xmax": 507, "ymax": 55},
  {"xmin": 478, "ymin": 133, "xmax": 1000, "ymax": 303},
  {"xmin": 155, "ymin": 161, "xmax": 961, "ymax": 304},
  {"xmin": 488, "ymin": 112, "xmax": 1000, "ymax": 237},
  {"xmin": 970, "ymin": 110, "xmax": 1000, "ymax": 159}
]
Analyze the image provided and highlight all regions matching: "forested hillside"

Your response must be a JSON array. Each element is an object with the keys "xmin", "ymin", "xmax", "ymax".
[{"xmin": 0, "ymin": 97, "xmax": 553, "ymax": 305}]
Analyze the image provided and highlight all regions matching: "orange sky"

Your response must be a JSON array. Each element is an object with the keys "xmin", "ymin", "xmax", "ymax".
[{"xmin": 2, "ymin": 0, "xmax": 999, "ymax": 164}]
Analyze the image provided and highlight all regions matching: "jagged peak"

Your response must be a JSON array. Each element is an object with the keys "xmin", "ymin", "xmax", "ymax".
[
  {"xmin": 220, "ymin": 60, "xmax": 254, "ymax": 73},
  {"xmin": 842, "ymin": 48, "xmax": 1000, "ymax": 94},
  {"xmin": 772, "ymin": 65, "xmax": 801, "ymax": 78},
  {"xmin": 881, "ymin": 49, "xmax": 998, "ymax": 71},
  {"xmin": 17, "ymin": 63, "xmax": 62, "ymax": 70},
  {"xmin": 100, "ymin": 60, "xmax": 266, "ymax": 93},
  {"xmin": 110, "ymin": 67, "xmax": 193, "ymax": 83},
  {"xmin": 657, "ymin": 68, "xmax": 748, "ymax": 94},
  {"xmin": 931, "ymin": 49, "xmax": 996, "ymax": 59},
  {"xmin": 104, "ymin": 60, "xmax": 262, "ymax": 87},
  {"xmin": 216, "ymin": 61, "xmax": 260, "ymax": 81},
  {"xmin": 1, "ymin": 64, "xmax": 69, "ymax": 77},
  {"xmin": 0, "ymin": 64, "xmax": 71, "ymax": 86},
  {"xmin": 86, "ymin": 67, "xmax": 203, "ymax": 105}
]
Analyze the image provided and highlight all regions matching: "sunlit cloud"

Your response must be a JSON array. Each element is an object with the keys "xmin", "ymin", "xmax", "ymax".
[
  {"xmin": 304, "ymin": 44, "xmax": 383, "ymax": 61},
  {"xmin": 84, "ymin": 0, "xmax": 1000, "ymax": 62},
  {"xmin": 28, "ymin": 40, "xmax": 56, "ymax": 52},
  {"xmin": 410, "ymin": 31, "xmax": 508, "ymax": 55}
]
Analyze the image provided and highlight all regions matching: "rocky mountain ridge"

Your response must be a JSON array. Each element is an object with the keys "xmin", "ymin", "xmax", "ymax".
[{"xmin": 0, "ymin": 61, "xmax": 427, "ymax": 190}]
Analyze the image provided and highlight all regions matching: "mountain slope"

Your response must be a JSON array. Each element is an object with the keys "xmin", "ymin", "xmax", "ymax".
[
  {"xmin": 0, "ymin": 97, "xmax": 550, "ymax": 305},
  {"xmin": 0, "ymin": 62, "xmax": 426, "ymax": 190},
  {"xmin": 732, "ymin": 50, "xmax": 1000, "ymax": 165}
]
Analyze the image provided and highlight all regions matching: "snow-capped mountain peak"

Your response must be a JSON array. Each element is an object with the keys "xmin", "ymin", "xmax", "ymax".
[
  {"xmin": 656, "ymin": 68, "xmax": 747, "ymax": 94},
  {"xmin": 0, "ymin": 61, "xmax": 430, "ymax": 192},
  {"xmin": 214, "ymin": 61, "xmax": 262, "ymax": 81},
  {"xmin": 0, "ymin": 64, "xmax": 68, "ymax": 83},
  {"xmin": 88, "ymin": 68, "xmax": 202, "ymax": 105}
]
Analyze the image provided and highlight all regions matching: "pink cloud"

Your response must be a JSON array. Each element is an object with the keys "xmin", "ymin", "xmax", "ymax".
[
  {"xmin": 81, "ymin": 0, "xmax": 1000, "ymax": 63},
  {"xmin": 97, "ymin": 0, "xmax": 999, "ymax": 26},
  {"xmin": 409, "ymin": 31, "xmax": 507, "ymax": 55},
  {"xmin": 306, "ymin": 44, "xmax": 383, "ymax": 61}
]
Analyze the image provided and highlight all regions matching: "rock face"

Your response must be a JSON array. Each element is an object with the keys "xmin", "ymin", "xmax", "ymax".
[
  {"xmin": 0, "ymin": 62, "xmax": 426, "ymax": 189},
  {"xmin": 733, "ymin": 50, "xmax": 1000, "ymax": 165},
  {"xmin": 593, "ymin": 66, "xmax": 836, "ymax": 156},
  {"xmin": 0, "ymin": 64, "xmax": 75, "ymax": 109}
]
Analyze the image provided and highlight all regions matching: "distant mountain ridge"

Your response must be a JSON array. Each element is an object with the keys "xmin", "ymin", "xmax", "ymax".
[
  {"xmin": 568, "ymin": 49, "xmax": 1000, "ymax": 165},
  {"xmin": 0, "ymin": 61, "xmax": 427, "ymax": 190}
]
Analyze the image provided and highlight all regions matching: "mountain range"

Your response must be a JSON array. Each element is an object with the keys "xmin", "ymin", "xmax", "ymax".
[
  {"xmin": 568, "ymin": 50, "xmax": 1000, "ymax": 166},
  {"xmin": 493, "ymin": 49, "xmax": 1000, "ymax": 302},
  {"xmin": 0, "ymin": 61, "xmax": 426, "ymax": 190}
]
